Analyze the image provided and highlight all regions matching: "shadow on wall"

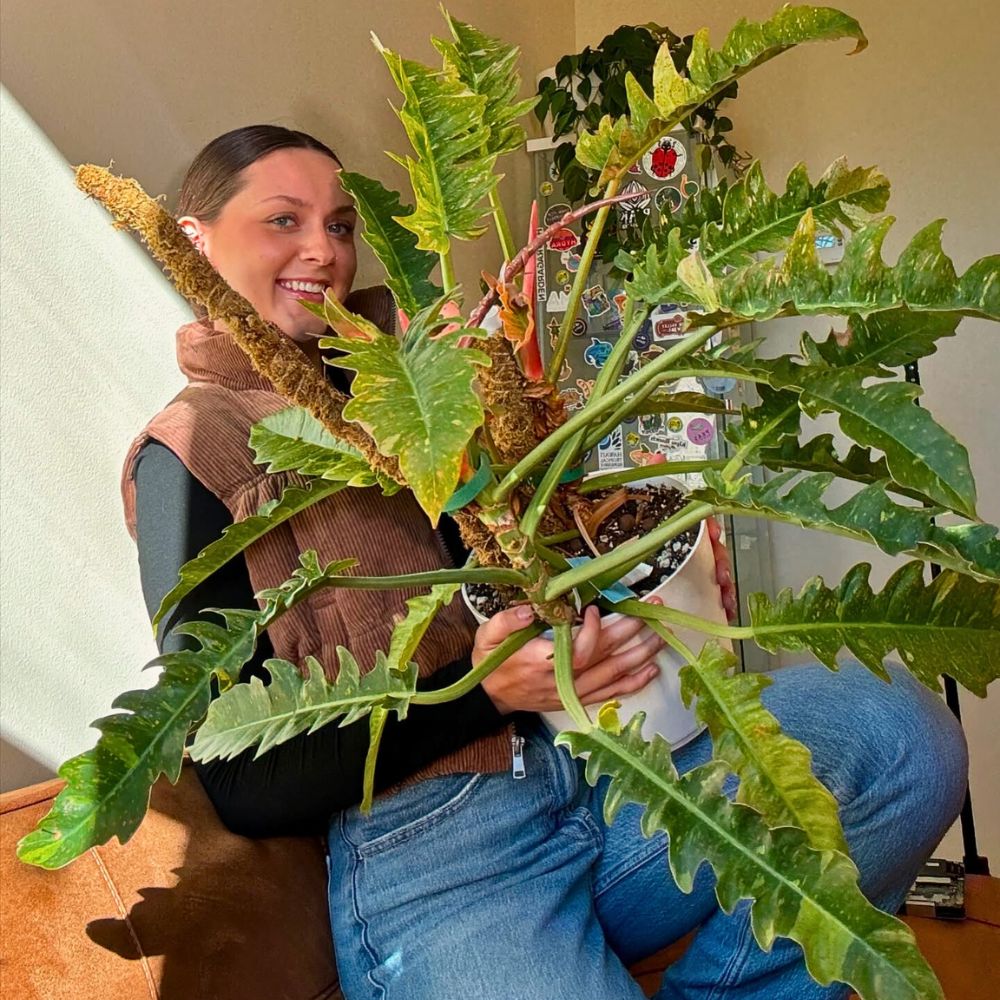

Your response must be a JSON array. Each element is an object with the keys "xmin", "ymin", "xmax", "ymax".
[{"xmin": 0, "ymin": 737, "xmax": 56, "ymax": 793}]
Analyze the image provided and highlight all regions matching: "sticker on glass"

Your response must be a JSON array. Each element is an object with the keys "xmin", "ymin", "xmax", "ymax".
[
  {"xmin": 546, "ymin": 318, "xmax": 561, "ymax": 348},
  {"xmin": 616, "ymin": 179, "xmax": 651, "ymax": 227},
  {"xmin": 642, "ymin": 135, "xmax": 687, "ymax": 181},
  {"xmin": 597, "ymin": 427, "xmax": 625, "ymax": 470},
  {"xmin": 582, "ymin": 286, "xmax": 611, "ymax": 318},
  {"xmin": 539, "ymin": 180, "xmax": 555, "ymax": 196},
  {"xmin": 572, "ymin": 317, "xmax": 587, "ymax": 337},
  {"xmin": 686, "ymin": 417, "xmax": 715, "ymax": 446},
  {"xmin": 547, "ymin": 228, "xmax": 579, "ymax": 253},
  {"xmin": 544, "ymin": 203, "xmax": 571, "ymax": 227},
  {"xmin": 546, "ymin": 289, "xmax": 570, "ymax": 312},
  {"xmin": 583, "ymin": 337, "xmax": 613, "ymax": 369},
  {"xmin": 699, "ymin": 375, "xmax": 737, "ymax": 397}
]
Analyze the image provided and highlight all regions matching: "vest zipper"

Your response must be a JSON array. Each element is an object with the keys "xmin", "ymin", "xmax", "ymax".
[{"xmin": 511, "ymin": 723, "xmax": 527, "ymax": 780}]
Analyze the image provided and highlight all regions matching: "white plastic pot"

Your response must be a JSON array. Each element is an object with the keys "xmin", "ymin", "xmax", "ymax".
[{"xmin": 462, "ymin": 475, "xmax": 731, "ymax": 748}]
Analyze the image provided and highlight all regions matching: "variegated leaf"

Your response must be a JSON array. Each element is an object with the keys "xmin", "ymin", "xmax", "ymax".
[
  {"xmin": 557, "ymin": 713, "xmax": 940, "ymax": 1000},
  {"xmin": 748, "ymin": 561, "xmax": 1000, "ymax": 696}
]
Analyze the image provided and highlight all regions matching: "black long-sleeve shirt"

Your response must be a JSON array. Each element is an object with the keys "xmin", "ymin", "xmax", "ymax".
[{"xmin": 133, "ymin": 439, "xmax": 506, "ymax": 837}]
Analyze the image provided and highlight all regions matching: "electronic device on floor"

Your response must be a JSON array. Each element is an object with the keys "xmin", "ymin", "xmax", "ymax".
[{"xmin": 901, "ymin": 858, "xmax": 966, "ymax": 920}]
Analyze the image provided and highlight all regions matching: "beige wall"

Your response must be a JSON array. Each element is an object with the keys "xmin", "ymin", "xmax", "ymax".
[
  {"xmin": 0, "ymin": 0, "xmax": 571, "ymax": 293},
  {"xmin": 576, "ymin": 0, "xmax": 1000, "ymax": 864}
]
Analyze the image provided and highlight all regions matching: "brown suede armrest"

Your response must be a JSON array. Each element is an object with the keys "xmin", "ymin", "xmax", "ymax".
[{"xmin": 1, "ymin": 761, "xmax": 342, "ymax": 1000}]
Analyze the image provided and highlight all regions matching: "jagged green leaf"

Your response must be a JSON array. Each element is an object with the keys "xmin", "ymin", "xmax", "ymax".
[
  {"xmin": 250, "ymin": 406, "xmax": 400, "ymax": 492},
  {"xmin": 376, "ymin": 35, "xmax": 498, "ymax": 252},
  {"xmin": 724, "ymin": 384, "xmax": 802, "ymax": 463},
  {"xmin": 809, "ymin": 309, "xmax": 961, "ymax": 372},
  {"xmin": 556, "ymin": 715, "xmax": 941, "ymax": 1000},
  {"xmin": 685, "ymin": 213, "xmax": 1000, "ymax": 324},
  {"xmin": 793, "ymin": 368, "xmax": 976, "ymax": 517},
  {"xmin": 17, "ymin": 611, "xmax": 258, "ymax": 869},
  {"xmin": 748, "ymin": 561, "xmax": 1000, "ymax": 696},
  {"xmin": 151, "ymin": 478, "xmax": 345, "ymax": 632},
  {"xmin": 319, "ymin": 295, "xmax": 489, "ymax": 523},
  {"xmin": 190, "ymin": 652, "xmax": 419, "ymax": 763},
  {"xmin": 386, "ymin": 582, "xmax": 461, "ymax": 671},
  {"xmin": 433, "ymin": 13, "xmax": 538, "ymax": 157},
  {"xmin": 692, "ymin": 470, "xmax": 1000, "ymax": 582},
  {"xmin": 579, "ymin": 6, "xmax": 866, "ymax": 183},
  {"xmin": 339, "ymin": 172, "xmax": 441, "ymax": 318},
  {"xmin": 677, "ymin": 639, "xmax": 850, "ymax": 854},
  {"xmin": 626, "ymin": 158, "xmax": 888, "ymax": 305},
  {"xmin": 758, "ymin": 434, "xmax": 937, "ymax": 506}
]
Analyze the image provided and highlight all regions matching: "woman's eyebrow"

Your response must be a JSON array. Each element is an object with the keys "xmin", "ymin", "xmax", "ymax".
[{"xmin": 257, "ymin": 195, "xmax": 357, "ymax": 214}]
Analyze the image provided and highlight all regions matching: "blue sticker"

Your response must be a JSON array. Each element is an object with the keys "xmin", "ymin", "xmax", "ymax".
[
  {"xmin": 583, "ymin": 337, "xmax": 613, "ymax": 369},
  {"xmin": 699, "ymin": 375, "xmax": 738, "ymax": 396}
]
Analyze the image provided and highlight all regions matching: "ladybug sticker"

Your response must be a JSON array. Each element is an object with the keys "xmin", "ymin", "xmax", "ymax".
[{"xmin": 642, "ymin": 135, "xmax": 687, "ymax": 182}]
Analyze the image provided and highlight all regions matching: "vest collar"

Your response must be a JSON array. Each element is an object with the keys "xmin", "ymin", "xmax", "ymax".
[{"xmin": 175, "ymin": 320, "xmax": 275, "ymax": 391}]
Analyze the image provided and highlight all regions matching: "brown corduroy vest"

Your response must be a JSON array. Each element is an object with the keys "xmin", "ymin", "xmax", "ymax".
[{"xmin": 121, "ymin": 288, "xmax": 512, "ymax": 782}]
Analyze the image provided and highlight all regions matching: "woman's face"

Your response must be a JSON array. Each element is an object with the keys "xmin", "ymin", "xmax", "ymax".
[{"xmin": 181, "ymin": 147, "xmax": 358, "ymax": 344}]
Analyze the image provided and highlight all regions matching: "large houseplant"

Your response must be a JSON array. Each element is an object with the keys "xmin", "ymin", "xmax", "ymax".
[{"xmin": 18, "ymin": 7, "xmax": 999, "ymax": 998}]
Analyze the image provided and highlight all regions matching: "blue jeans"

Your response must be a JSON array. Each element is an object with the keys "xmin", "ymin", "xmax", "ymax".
[{"xmin": 326, "ymin": 663, "xmax": 968, "ymax": 999}]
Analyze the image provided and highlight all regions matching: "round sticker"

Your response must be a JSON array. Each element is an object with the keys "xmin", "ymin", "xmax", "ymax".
[
  {"xmin": 655, "ymin": 185, "xmax": 683, "ymax": 215},
  {"xmin": 539, "ymin": 180, "xmax": 554, "ymax": 196},
  {"xmin": 666, "ymin": 415, "xmax": 684, "ymax": 433},
  {"xmin": 686, "ymin": 417, "xmax": 715, "ymax": 446},
  {"xmin": 544, "ymin": 203, "xmax": 571, "ymax": 227},
  {"xmin": 642, "ymin": 135, "xmax": 687, "ymax": 181},
  {"xmin": 700, "ymin": 375, "xmax": 738, "ymax": 397},
  {"xmin": 555, "ymin": 269, "xmax": 570, "ymax": 285},
  {"xmin": 572, "ymin": 318, "xmax": 587, "ymax": 337}
]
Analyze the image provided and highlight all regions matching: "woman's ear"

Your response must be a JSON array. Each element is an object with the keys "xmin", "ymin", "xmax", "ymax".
[{"xmin": 177, "ymin": 215, "xmax": 207, "ymax": 254}]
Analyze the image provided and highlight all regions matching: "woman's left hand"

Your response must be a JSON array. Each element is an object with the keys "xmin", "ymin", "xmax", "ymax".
[{"xmin": 707, "ymin": 516, "xmax": 738, "ymax": 622}]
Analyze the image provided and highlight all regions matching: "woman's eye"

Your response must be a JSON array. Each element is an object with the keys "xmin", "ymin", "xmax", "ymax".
[
  {"xmin": 270, "ymin": 215, "xmax": 295, "ymax": 228},
  {"xmin": 328, "ymin": 221, "xmax": 355, "ymax": 236}
]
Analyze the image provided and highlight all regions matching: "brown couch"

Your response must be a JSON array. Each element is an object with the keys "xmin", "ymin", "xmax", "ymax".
[
  {"xmin": 1, "ymin": 762, "xmax": 342, "ymax": 1000},
  {"xmin": 4, "ymin": 764, "xmax": 994, "ymax": 999}
]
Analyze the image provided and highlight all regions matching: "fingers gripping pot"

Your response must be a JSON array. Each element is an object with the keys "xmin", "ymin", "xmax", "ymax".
[{"xmin": 463, "ymin": 476, "xmax": 731, "ymax": 747}]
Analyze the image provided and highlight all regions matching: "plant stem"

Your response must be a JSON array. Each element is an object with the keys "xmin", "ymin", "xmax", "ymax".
[
  {"xmin": 644, "ymin": 617, "xmax": 699, "ymax": 663},
  {"xmin": 440, "ymin": 249, "xmax": 457, "ymax": 294},
  {"xmin": 546, "ymin": 176, "xmax": 623, "ymax": 381},
  {"xmin": 553, "ymin": 622, "xmax": 592, "ymax": 730},
  {"xmin": 312, "ymin": 567, "xmax": 529, "ymax": 591},
  {"xmin": 580, "ymin": 460, "xmax": 729, "ymax": 493},
  {"xmin": 489, "ymin": 186, "xmax": 516, "ymax": 263},
  {"xmin": 577, "ymin": 377, "xmax": 664, "ymax": 456},
  {"xmin": 412, "ymin": 621, "xmax": 546, "ymax": 704},
  {"xmin": 544, "ymin": 501, "xmax": 714, "ymax": 600},
  {"xmin": 496, "ymin": 326, "xmax": 719, "ymax": 499},
  {"xmin": 519, "ymin": 308, "xmax": 647, "ymax": 540},
  {"xmin": 466, "ymin": 190, "xmax": 641, "ymax": 329},
  {"xmin": 614, "ymin": 597, "xmax": 752, "ymax": 641}
]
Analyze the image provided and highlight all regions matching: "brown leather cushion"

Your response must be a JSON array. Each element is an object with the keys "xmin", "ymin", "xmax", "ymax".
[{"xmin": 1, "ymin": 761, "xmax": 342, "ymax": 1000}]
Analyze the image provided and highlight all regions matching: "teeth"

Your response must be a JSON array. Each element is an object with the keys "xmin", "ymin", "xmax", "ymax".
[{"xmin": 281, "ymin": 280, "xmax": 327, "ymax": 293}]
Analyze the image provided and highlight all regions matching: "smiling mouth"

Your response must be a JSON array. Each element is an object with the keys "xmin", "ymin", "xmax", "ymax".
[{"xmin": 276, "ymin": 279, "xmax": 329, "ymax": 302}]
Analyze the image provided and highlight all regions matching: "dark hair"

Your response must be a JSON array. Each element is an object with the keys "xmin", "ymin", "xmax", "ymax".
[{"xmin": 177, "ymin": 125, "xmax": 341, "ymax": 222}]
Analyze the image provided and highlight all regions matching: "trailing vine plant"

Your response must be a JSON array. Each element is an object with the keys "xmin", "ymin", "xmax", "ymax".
[{"xmin": 19, "ymin": 8, "xmax": 1000, "ymax": 999}]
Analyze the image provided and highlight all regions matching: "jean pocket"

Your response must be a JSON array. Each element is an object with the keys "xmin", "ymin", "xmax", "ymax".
[{"xmin": 351, "ymin": 773, "xmax": 484, "ymax": 858}]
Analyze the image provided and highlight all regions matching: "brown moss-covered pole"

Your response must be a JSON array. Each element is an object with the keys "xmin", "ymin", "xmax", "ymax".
[{"xmin": 74, "ymin": 164, "xmax": 403, "ymax": 485}]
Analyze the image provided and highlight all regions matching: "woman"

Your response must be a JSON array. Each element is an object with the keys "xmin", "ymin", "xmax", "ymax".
[{"xmin": 126, "ymin": 125, "xmax": 967, "ymax": 999}]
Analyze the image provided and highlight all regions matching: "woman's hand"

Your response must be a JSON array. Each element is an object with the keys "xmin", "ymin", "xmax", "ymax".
[
  {"xmin": 475, "ymin": 602, "xmax": 666, "ymax": 716},
  {"xmin": 707, "ymin": 516, "xmax": 738, "ymax": 622}
]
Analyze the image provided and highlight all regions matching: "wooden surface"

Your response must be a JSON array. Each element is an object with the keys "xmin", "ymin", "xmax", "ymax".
[{"xmin": 634, "ymin": 876, "xmax": 999, "ymax": 999}]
